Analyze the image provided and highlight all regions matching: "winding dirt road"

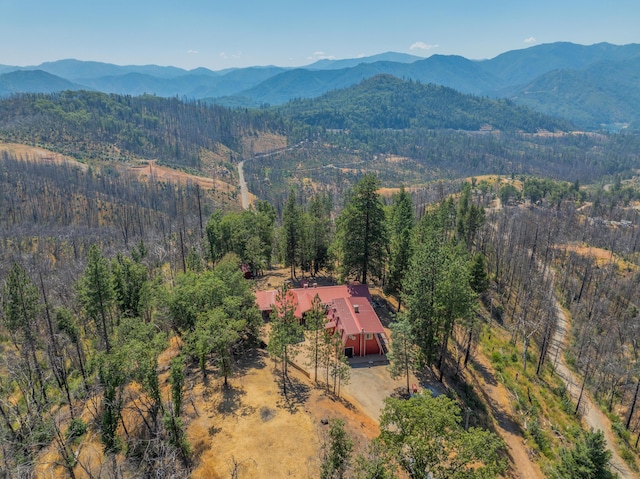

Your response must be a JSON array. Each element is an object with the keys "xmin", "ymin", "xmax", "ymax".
[
  {"xmin": 237, "ymin": 160, "xmax": 249, "ymax": 209},
  {"xmin": 549, "ymin": 301, "xmax": 636, "ymax": 478}
]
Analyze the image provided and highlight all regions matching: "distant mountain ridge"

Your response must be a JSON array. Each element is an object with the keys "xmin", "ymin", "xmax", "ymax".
[
  {"xmin": 0, "ymin": 70, "xmax": 87, "ymax": 96},
  {"xmin": 305, "ymin": 51, "xmax": 424, "ymax": 70},
  {"xmin": 2, "ymin": 42, "xmax": 640, "ymax": 129}
]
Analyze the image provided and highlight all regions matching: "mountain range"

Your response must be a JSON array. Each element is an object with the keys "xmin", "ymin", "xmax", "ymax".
[{"xmin": 2, "ymin": 42, "xmax": 640, "ymax": 129}]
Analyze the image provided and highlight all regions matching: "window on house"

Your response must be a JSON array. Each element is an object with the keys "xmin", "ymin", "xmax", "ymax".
[{"xmin": 365, "ymin": 333, "xmax": 373, "ymax": 340}]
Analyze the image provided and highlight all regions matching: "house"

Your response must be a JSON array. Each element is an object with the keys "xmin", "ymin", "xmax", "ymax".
[{"xmin": 255, "ymin": 284, "xmax": 387, "ymax": 358}]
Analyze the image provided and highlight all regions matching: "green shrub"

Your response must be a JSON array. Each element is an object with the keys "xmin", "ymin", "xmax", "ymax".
[
  {"xmin": 66, "ymin": 418, "xmax": 87, "ymax": 441},
  {"xmin": 528, "ymin": 418, "xmax": 551, "ymax": 457},
  {"xmin": 619, "ymin": 446, "xmax": 638, "ymax": 471},
  {"xmin": 611, "ymin": 420, "xmax": 631, "ymax": 443},
  {"xmin": 491, "ymin": 352, "xmax": 504, "ymax": 372}
]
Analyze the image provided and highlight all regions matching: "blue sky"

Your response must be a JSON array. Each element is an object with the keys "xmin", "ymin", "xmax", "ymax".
[{"xmin": 2, "ymin": 0, "xmax": 640, "ymax": 70}]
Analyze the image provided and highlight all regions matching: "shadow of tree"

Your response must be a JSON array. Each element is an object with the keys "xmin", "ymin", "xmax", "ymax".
[
  {"xmin": 276, "ymin": 373, "xmax": 311, "ymax": 413},
  {"xmin": 466, "ymin": 357, "xmax": 524, "ymax": 438},
  {"xmin": 216, "ymin": 384, "xmax": 255, "ymax": 418},
  {"xmin": 235, "ymin": 348, "xmax": 268, "ymax": 373}
]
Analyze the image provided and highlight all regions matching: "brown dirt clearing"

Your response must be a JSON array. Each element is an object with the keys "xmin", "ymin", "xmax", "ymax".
[
  {"xmin": 130, "ymin": 160, "xmax": 237, "ymax": 193},
  {"xmin": 188, "ymin": 349, "xmax": 378, "ymax": 479},
  {"xmin": 0, "ymin": 141, "xmax": 87, "ymax": 169}
]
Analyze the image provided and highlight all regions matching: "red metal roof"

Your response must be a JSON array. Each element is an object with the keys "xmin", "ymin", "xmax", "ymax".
[
  {"xmin": 255, "ymin": 284, "xmax": 372, "ymax": 319},
  {"xmin": 329, "ymin": 297, "xmax": 385, "ymax": 336}
]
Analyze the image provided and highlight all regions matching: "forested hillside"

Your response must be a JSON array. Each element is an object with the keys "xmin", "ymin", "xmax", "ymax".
[
  {"xmin": 2, "ymin": 86, "xmax": 640, "ymax": 213},
  {"xmin": 277, "ymin": 75, "xmax": 571, "ymax": 132},
  {"xmin": 4, "ymin": 42, "xmax": 640, "ymax": 128},
  {"xmin": 504, "ymin": 55, "xmax": 640, "ymax": 129},
  {"xmin": 0, "ymin": 91, "xmax": 285, "ymax": 169}
]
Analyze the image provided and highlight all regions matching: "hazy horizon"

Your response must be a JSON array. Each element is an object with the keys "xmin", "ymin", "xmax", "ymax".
[{"xmin": 2, "ymin": 0, "xmax": 640, "ymax": 70}]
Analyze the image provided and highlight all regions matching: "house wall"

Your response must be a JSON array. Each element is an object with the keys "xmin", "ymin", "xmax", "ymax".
[
  {"xmin": 343, "ymin": 333, "xmax": 381, "ymax": 357},
  {"xmin": 363, "ymin": 334, "xmax": 381, "ymax": 356},
  {"xmin": 344, "ymin": 335, "xmax": 360, "ymax": 356}
]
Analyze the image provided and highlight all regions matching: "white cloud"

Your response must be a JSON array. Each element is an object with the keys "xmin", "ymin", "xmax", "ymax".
[
  {"xmin": 410, "ymin": 42, "xmax": 439, "ymax": 51},
  {"xmin": 219, "ymin": 52, "xmax": 228, "ymax": 59},
  {"xmin": 187, "ymin": 50, "xmax": 199, "ymax": 55},
  {"xmin": 524, "ymin": 36, "xmax": 536, "ymax": 44},
  {"xmin": 307, "ymin": 51, "xmax": 336, "ymax": 61}
]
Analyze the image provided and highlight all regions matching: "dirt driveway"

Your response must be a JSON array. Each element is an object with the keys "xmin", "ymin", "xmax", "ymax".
[{"xmin": 341, "ymin": 362, "xmax": 411, "ymax": 421}]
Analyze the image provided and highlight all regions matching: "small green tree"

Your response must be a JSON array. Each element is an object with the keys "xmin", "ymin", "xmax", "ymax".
[
  {"xmin": 283, "ymin": 190, "xmax": 302, "ymax": 278},
  {"xmin": 330, "ymin": 353, "xmax": 351, "ymax": 398},
  {"xmin": 111, "ymin": 252, "xmax": 148, "ymax": 318},
  {"xmin": 386, "ymin": 186, "xmax": 414, "ymax": 308},
  {"xmin": 2, "ymin": 263, "xmax": 47, "ymax": 403},
  {"xmin": 205, "ymin": 210, "xmax": 223, "ymax": 266},
  {"xmin": 77, "ymin": 244, "xmax": 116, "ymax": 352},
  {"xmin": 469, "ymin": 253, "xmax": 489, "ymax": 295},
  {"xmin": 498, "ymin": 183, "xmax": 520, "ymax": 205},
  {"xmin": 192, "ymin": 308, "xmax": 245, "ymax": 386},
  {"xmin": 320, "ymin": 419, "xmax": 353, "ymax": 479},
  {"xmin": 268, "ymin": 286, "xmax": 302, "ymax": 395},
  {"xmin": 169, "ymin": 355, "xmax": 185, "ymax": 418},
  {"xmin": 556, "ymin": 429, "xmax": 615, "ymax": 479},
  {"xmin": 388, "ymin": 314, "xmax": 419, "ymax": 396},
  {"xmin": 97, "ymin": 351, "xmax": 126, "ymax": 453},
  {"xmin": 351, "ymin": 440, "xmax": 395, "ymax": 479},
  {"xmin": 305, "ymin": 294, "xmax": 326, "ymax": 383},
  {"xmin": 379, "ymin": 393, "xmax": 505, "ymax": 479}
]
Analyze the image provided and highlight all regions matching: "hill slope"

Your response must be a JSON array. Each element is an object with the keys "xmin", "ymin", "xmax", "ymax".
[
  {"xmin": 3, "ymin": 43, "xmax": 640, "ymax": 129},
  {"xmin": 0, "ymin": 91, "xmax": 284, "ymax": 169},
  {"xmin": 277, "ymin": 74, "xmax": 571, "ymax": 132},
  {"xmin": 505, "ymin": 55, "xmax": 640, "ymax": 129}
]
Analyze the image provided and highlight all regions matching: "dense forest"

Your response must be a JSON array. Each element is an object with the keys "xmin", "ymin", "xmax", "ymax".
[{"xmin": 277, "ymin": 75, "xmax": 572, "ymax": 132}]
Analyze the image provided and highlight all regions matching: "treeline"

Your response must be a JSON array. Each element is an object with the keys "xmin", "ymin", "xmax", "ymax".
[{"xmin": 0, "ymin": 91, "xmax": 286, "ymax": 168}]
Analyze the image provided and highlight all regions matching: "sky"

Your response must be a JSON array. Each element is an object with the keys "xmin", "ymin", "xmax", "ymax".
[{"xmin": 2, "ymin": 0, "xmax": 640, "ymax": 71}]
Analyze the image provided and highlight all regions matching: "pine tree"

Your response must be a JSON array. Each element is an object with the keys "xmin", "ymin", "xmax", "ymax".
[
  {"xmin": 388, "ymin": 314, "xmax": 419, "ymax": 396},
  {"xmin": 386, "ymin": 187, "xmax": 414, "ymax": 307},
  {"xmin": 1, "ymin": 263, "xmax": 47, "ymax": 404},
  {"xmin": 336, "ymin": 174, "xmax": 388, "ymax": 284},
  {"xmin": 76, "ymin": 244, "xmax": 116, "ymax": 353},
  {"xmin": 268, "ymin": 285, "xmax": 302, "ymax": 395},
  {"xmin": 320, "ymin": 419, "xmax": 353, "ymax": 479},
  {"xmin": 283, "ymin": 191, "xmax": 302, "ymax": 278},
  {"xmin": 306, "ymin": 294, "xmax": 327, "ymax": 382}
]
